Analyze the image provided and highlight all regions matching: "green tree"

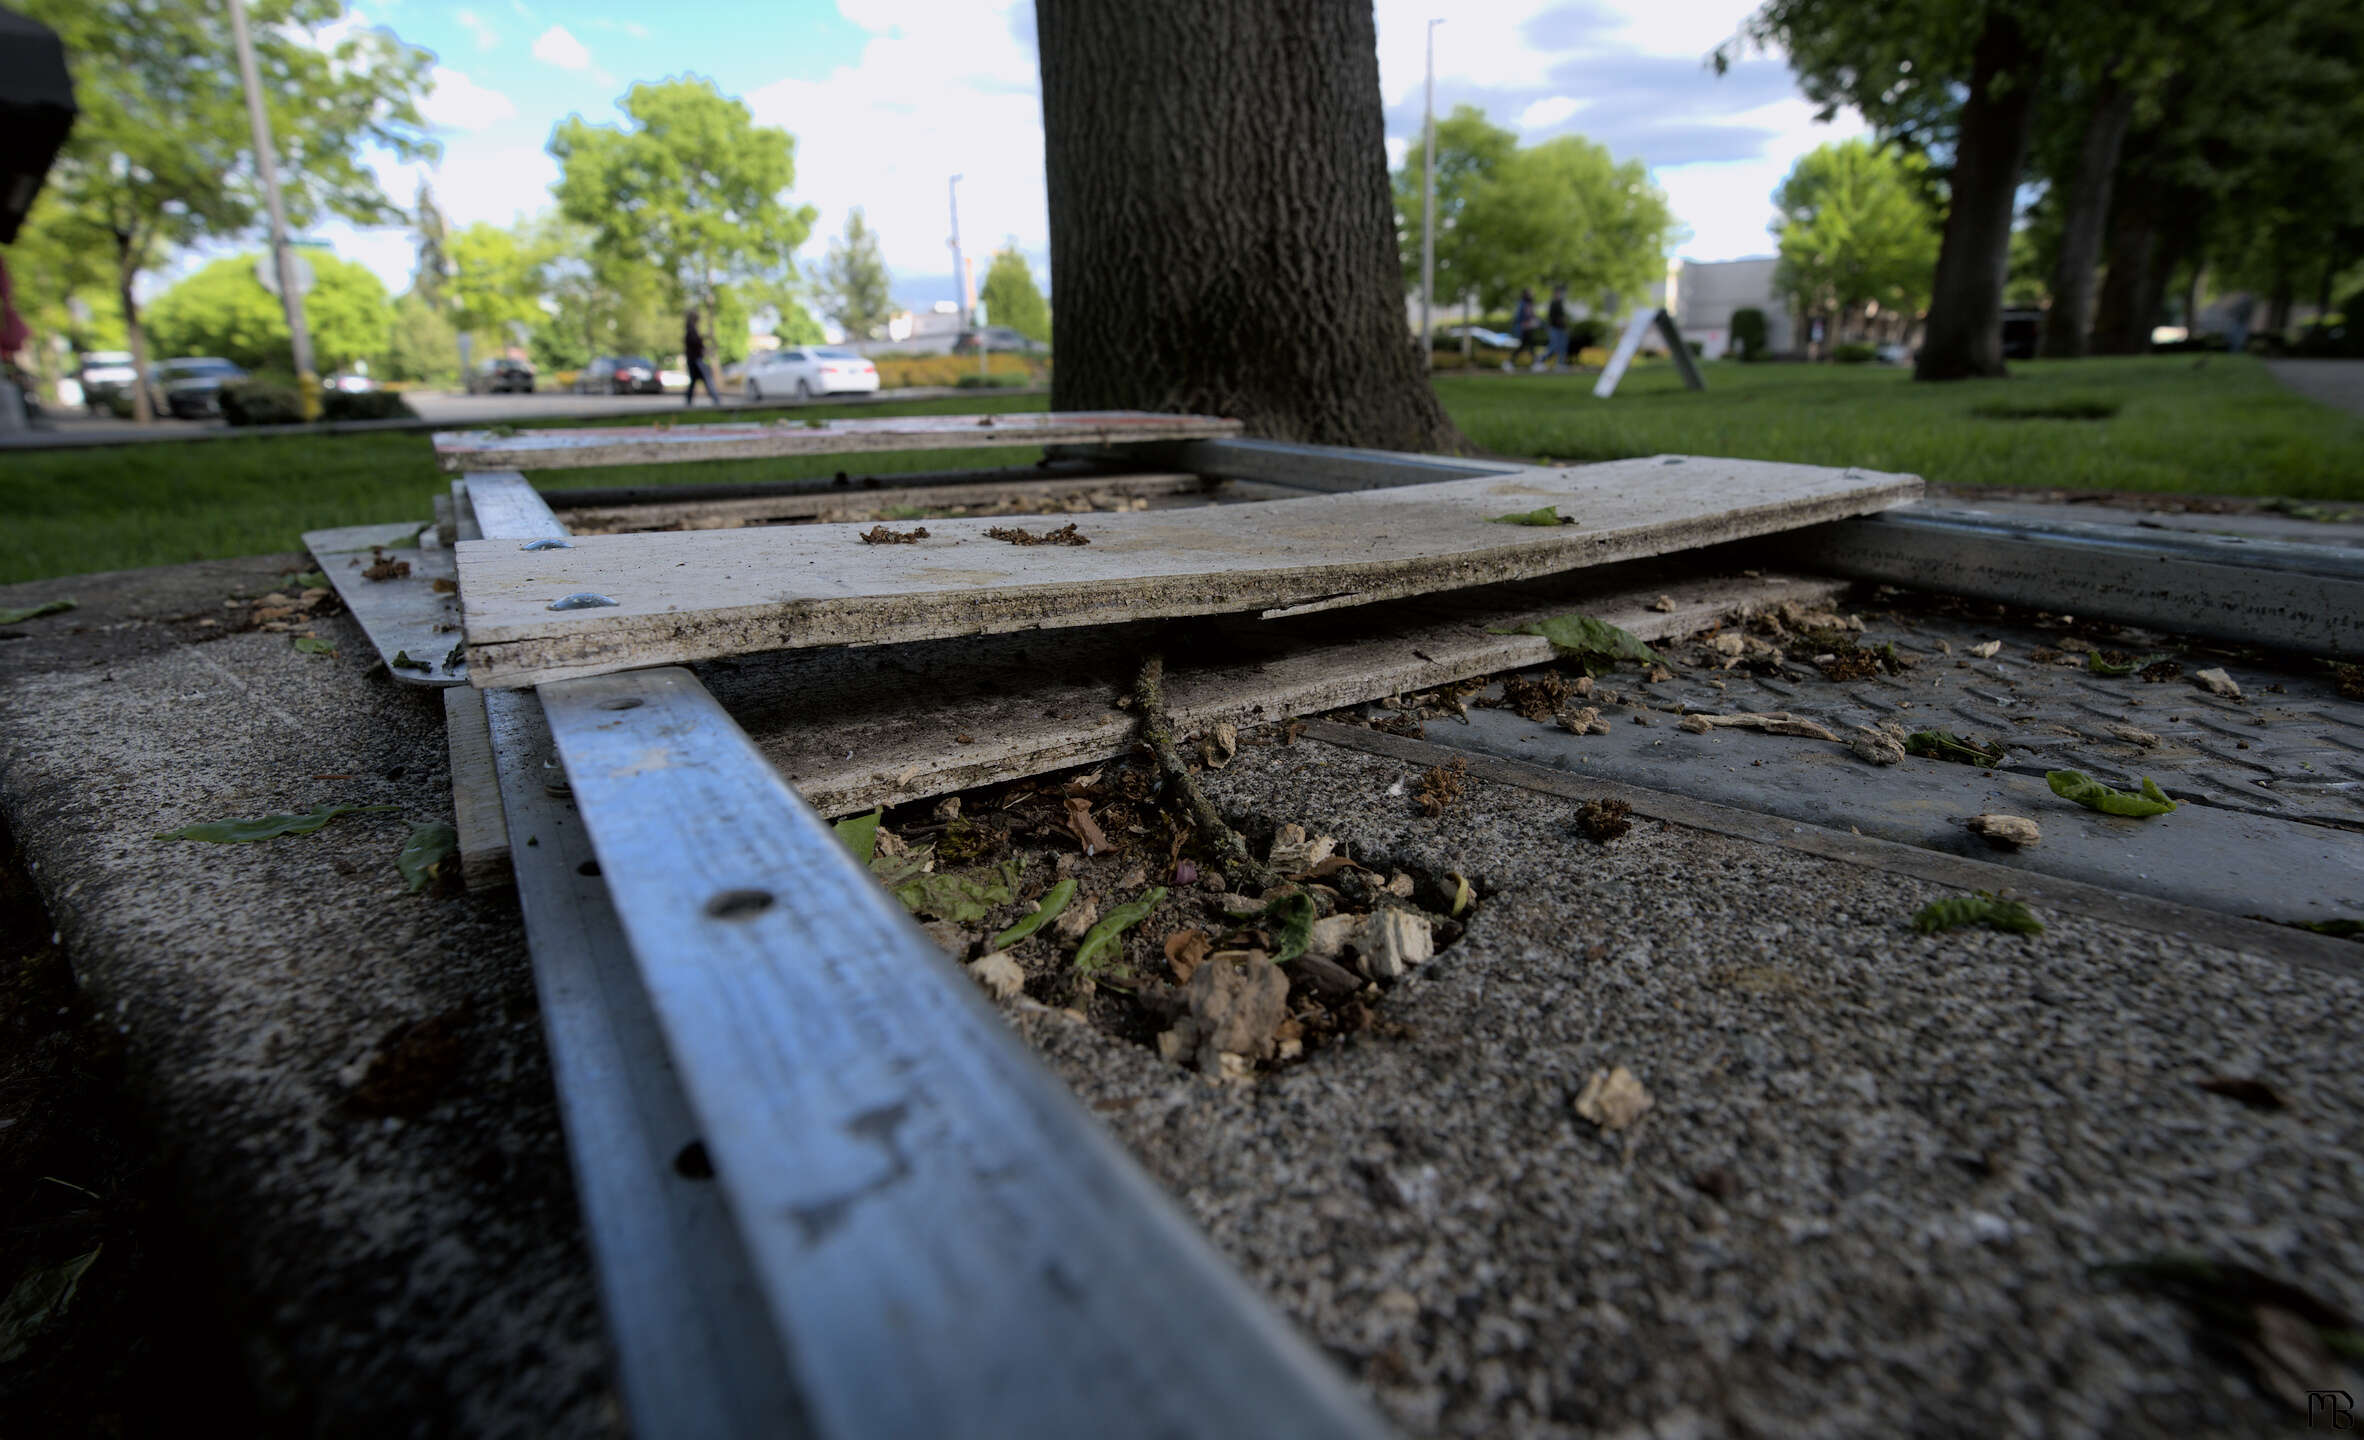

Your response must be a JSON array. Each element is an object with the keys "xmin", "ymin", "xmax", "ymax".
[
  {"xmin": 448, "ymin": 221, "xmax": 554, "ymax": 343},
  {"xmin": 382, "ymin": 289, "xmax": 458, "ymax": 386},
  {"xmin": 144, "ymin": 251, "xmax": 392, "ymax": 373},
  {"xmin": 1452, "ymin": 134, "xmax": 1676, "ymax": 317},
  {"xmin": 549, "ymin": 76, "xmax": 815, "ymax": 320},
  {"xmin": 412, "ymin": 180, "xmax": 451, "ymax": 308},
  {"xmin": 18, "ymin": 0, "xmax": 434, "ymax": 419},
  {"xmin": 1772, "ymin": 140, "xmax": 1941, "ymax": 336},
  {"xmin": 822, "ymin": 208, "xmax": 895, "ymax": 340},
  {"xmin": 1391, "ymin": 105, "xmax": 1521, "ymax": 313},
  {"xmin": 979, "ymin": 244, "xmax": 1051, "ymax": 342}
]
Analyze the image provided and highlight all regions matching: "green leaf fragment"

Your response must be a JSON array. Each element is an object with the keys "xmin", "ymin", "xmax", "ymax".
[
  {"xmin": 1490, "ymin": 505, "xmax": 1570, "ymax": 526},
  {"xmin": 992, "ymin": 878, "xmax": 1076, "ymax": 950},
  {"xmin": 894, "ymin": 859, "xmax": 1022, "ymax": 924},
  {"xmin": 1912, "ymin": 891, "xmax": 2043, "ymax": 935},
  {"xmin": 1258, "ymin": 891, "xmax": 1317, "ymax": 965},
  {"xmin": 398, "ymin": 821, "xmax": 458, "ymax": 893},
  {"xmin": 287, "ymin": 570, "xmax": 329, "ymax": 589},
  {"xmin": 390, "ymin": 650, "xmax": 432, "ymax": 671},
  {"xmin": 2085, "ymin": 651, "xmax": 2166, "ymax": 677},
  {"xmin": 832, "ymin": 808, "xmax": 882, "ymax": 864},
  {"xmin": 0, "ymin": 1245, "xmax": 100, "ymax": 1364},
  {"xmin": 2047, "ymin": 769, "xmax": 2177, "ymax": 816},
  {"xmin": 1905, "ymin": 730, "xmax": 2006, "ymax": 766},
  {"xmin": 2294, "ymin": 918, "xmax": 2363, "ymax": 940},
  {"xmin": 155, "ymin": 803, "xmax": 397, "ymax": 843},
  {"xmin": 1489, "ymin": 613, "xmax": 1662, "ymax": 665},
  {"xmin": 1075, "ymin": 887, "xmax": 1167, "ymax": 972},
  {"xmin": 0, "ymin": 599, "xmax": 75, "ymax": 625},
  {"xmin": 292, "ymin": 635, "xmax": 337, "ymax": 655}
]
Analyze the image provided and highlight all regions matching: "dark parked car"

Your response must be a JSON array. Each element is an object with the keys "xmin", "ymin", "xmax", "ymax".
[
  {"xmin": 142, "ymin": 357, "xmax": 245, "ymax": 419},
  {"xmin": 468, "ymin": 357, "xmax": 536, "ymax": 394},
  {"xmin": 951, "ymin": 326, "xmax": 1046, "ymax": 356},
  {"xmin": 576, "ymin": 355, "xmax": 661, "ymax": 395},
  {"xmin": 2000, "ymin": 308, "xmax": 2043, "ymax": 361}
]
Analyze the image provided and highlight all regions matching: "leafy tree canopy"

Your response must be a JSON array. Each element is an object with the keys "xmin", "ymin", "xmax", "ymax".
[
  {"xmin": 822, "ymin": 208, "xmax": 895, "ymax": 340},
  {"xmin": 980, "ymin": 244, "xmax": 1051, "ymax": 343},
  {"xmin": 145, "ymin": 251, "xmax": 392, "ymax": 372},
  {"xmin": 448, "ymin": 221, "xmax": 555, "ymax": 340},
  {"xmin": 1772, "ymin": 139, "xmax": 1941, "ymax": 319}
]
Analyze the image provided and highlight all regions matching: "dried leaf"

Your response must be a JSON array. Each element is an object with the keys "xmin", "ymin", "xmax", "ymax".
[
  {"xmin": 1164, "ymin": 928, "xmax": 1212, "ymax": 982},
  {"xmin": 832, "ymin": 808, "xmax": 882, "ymax": 864},
  {"xmin": 1912, "ymin": 892, "xmax": 2043, "ymax": 935},
  {"xmin": 895, "ymin": 860, "xmax": 1022, "ymax": 925},
  {"xmin": 1447, "ymin": 871, "xmax": 1473, "ymax": 916},
  {"xmin": 966, "ymin": 951, "xmax": 1025, "ymax": 1000},
  {"xmin": 1490, "ymin": 505, "xmax": 1571, "ymax": 526},
  {"xmin": 1062, "ymin": 796, "xmax": 1110, "ymax": 854},
  {"xmin": 0, "ymin": 598, "xmax": 75, "ymax": 625},
  {"xmin": 2192, "ymin": 667, "xmax": 2243, "ymax": 699},
  {"xmin": 397, "ymin": 821, "xmax": 458, "ymax": 893},
  {"xmin": 1491, "ymin": 613, "xmax": 1662, "ymax": 666},
  {"xmin": 0, "ymin": 1246, "xmax": 100, "ymax": 1363},
  {"xmin": 1965, "ymin": 813, "xmax": 2041, "ymax": 847},
  {"xmin": 2087, "ymin": 650, "xmax": 2166, "ymax": 677},
  {"xmin": 992, "ymin": 878, "xmax": 1076, "ymax": 950},
  {"xmin": 1968, "ymin": 640, "xmax": 2002, "ymax": 659},
  {"xmin": 1906, "ymin": 730, "xmax": 2006, "ymax": 766},
  {"xmin": 1256, "ymin": 891, "xmax": 1317, "ymax": 965},
  {"xmin": 1574, "ymin": 1066, "xmax": 1652, "ymax": 1131},
  {"xmin": 2047, "ymin": 769, "xmax": 2178, "ymax": 817},
  {"xmin": 156, "ymin": 802, "xmax": 397, "ymax": 843},
  {"xmin": 1075, "ymin": 887, "xmax": 1167, "ymax": 972}
]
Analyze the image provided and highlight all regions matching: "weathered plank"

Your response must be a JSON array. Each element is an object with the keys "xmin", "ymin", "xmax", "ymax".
[
  {"xmin": 539, "ymin": 666, "xmax": 1386, "ymax": 1439},
  {"xmin": 705, "ymin": 558, "xmax": 1847, "ymax": 817},
  {"xmin": 440, "ymin": 686, "xmax": 510, "ymax": 889},
  {"xmin": 561, "ymin": 471, "xmax": 1211, "ymax": 535},
  {"xmin": 457, "ymin": 454, "xmax": 1919, "ymax": 688},
  {"xmin": 483, "ymin": 686, "xmax": 812, "ymax": 1439},
  {"xmin": 462, "ymin": 471, "xmax": 571, "ymax": 543},
  {"xmin": 435, "ymin": 410, "xmax": 1243, "ymax": 473},
  {"xmin": 302, "ymin": 521, "xmax": 467, "ymax": 687},
  {"xmin": 1098, "ymin": 435, "xmax": 1524, "ymax": 491}
]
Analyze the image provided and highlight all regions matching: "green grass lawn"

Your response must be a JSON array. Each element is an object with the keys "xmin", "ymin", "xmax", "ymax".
[
  {"xmin": 1440, "ymin": 354, "xmax": 2364, "ymax": 498},
  {"xmin": 4, "ymin": 356, "xmax": 2359, "ymax": 586}
]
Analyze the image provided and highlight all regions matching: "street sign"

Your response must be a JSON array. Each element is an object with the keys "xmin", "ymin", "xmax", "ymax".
[{"xmin": 256, "ymin": 253, "xmax": 314, "ymax": 298}]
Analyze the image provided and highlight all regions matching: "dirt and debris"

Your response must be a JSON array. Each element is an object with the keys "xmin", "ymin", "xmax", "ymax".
[
  {"xmin": 1412, "ymin": 759, "xmax": 1467, "ymax": 818},
  {"xmin": 860, "ymin": 524, "xmax": 930, "ymax": 545},
  {"xmin": 345, "ymin": 1011, "xmax": 470, "ymax": 1118},
  {"xmin": 2334, "ymin": 662, "xmax": 2364, "ymax": 701},
  {"xmin": 2194, "ymin": 1076, "xmax": 2287, "ymax": 1112},
  {"xmin": 2141, "ymin": 657, "xmax": 2185, "ymax": 683},
  {"xmin": 2192, "ymin": 667, "xmax": 2244, "ymax": 700},
  {"xmin": 1573, "ymin": 1065, "xmax": 1652, "ymax": 1132},
  {"xmin": 361, "ymin": 550, "xmax": 412, "ymax": 583},
  {"xmin": 985, "ymin": 522, "xmax": 1090, "ymax": 547},
  {"xmin": 1573, "ymin": 797, "xmax": 1633, "ymax": 842},
  {"xmin": 1966, "ymin": 813, "xmax": 2042, "ymax": 848}
]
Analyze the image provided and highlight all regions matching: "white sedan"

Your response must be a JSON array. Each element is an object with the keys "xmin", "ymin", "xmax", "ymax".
[{"xmin": 743, "ymin": 346, "xmax": 880, "ymax": 402}]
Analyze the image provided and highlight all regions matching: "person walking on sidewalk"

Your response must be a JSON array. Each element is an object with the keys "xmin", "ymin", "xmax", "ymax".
[
  {"xmin": 683, "ymin": 308, "xmax": 722, "ymax": 406},
  {"xmin": 1506, "ymin": 287, "xmax": 1537, "ymax": 372},
  {"xmin": 1541, "ymin": 284, "xmax": 1572, "ymax": 372}
]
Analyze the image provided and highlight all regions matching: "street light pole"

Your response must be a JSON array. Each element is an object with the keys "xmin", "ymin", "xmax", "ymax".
[
  {"xmin": 227, "ymin": 0, "xmax": 317, "ymax": 416},
  {"xmin": 1421, "ymin": 18, "xmax": 1441, "ymax": 371},
  {"xmin": 947, "ymin": 174, "xmax": 968, "ymax": 319}
]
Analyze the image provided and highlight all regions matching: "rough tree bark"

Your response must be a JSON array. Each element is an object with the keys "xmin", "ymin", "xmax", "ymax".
[
  {"xmin": 1034, "ymin": 0, "xmax": 1464, "ymax": 451},
  {"xmin": 2091, "ymin": 162, "xmax": 2162, "ymax": 355},
  {"xmin": 113, "ymin": 235, "xmax": 154, "ymax": 425},
  {"xmin": 1913, "ymin": 11, "xmax": 2040, "ymax": 382},
  {"xmin": 2038, "ymin": 76, "xmax": 2136, "ymax": 359}
]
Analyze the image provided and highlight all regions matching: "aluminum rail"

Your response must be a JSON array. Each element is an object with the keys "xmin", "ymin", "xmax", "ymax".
[
  {"xmin": 460, "ymin": 470, "xmax": 1389, "ymax": 1439},
  {"xmin": 1774, "ymin": 505, "xmax": 2364, "ymax": 656}
]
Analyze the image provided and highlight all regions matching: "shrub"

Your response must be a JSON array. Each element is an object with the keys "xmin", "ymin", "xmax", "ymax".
[
  {"xmin": 1731, "ymin": 307, "xmax": 1768, "ymax": 360},
  {"xmin": 1831, "ymin": 342, "xmax": 1877, "ymax": 364},
  {"xmin": 872, "ymin": 353, "xmax": 1038, "ymax": 389},
  {"xmin": 1567, "ymin": 317, "xmax": 1608, "ymax": 352},
  {"xmin": 321, "ymin": 389, "xmax": 417, "ymax": 422},
  {"xmin": 955, "ymin": 372, "xmax": 1027, "ymax": 388},
  {"xmin": 219, "ymin": 374, "xmax": 305, "ymax": 426}
]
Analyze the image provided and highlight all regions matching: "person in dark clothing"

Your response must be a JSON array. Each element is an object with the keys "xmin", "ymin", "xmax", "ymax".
[
  {"xmin": 1506, "ymin": 287, "xmax": 1537, "ymax": 372},
  {"xmin": 683, "ymin": 308, "xmax": 722, "ymax": 405},
  {"xmin": 1543, "ymin": 284, "xmax": 1571, "ymax": 372}
]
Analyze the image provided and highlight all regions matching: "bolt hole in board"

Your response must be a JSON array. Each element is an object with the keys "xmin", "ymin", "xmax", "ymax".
[{"xmin": 705, "ymin": 888, "xmax": 776, "ymax": 921}]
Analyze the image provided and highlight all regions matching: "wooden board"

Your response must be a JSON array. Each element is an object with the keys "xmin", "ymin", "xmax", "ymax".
[
  {"xmin": 538, "ymin": 667, "xmax": 1385, "ymax": 1438},
  {"xmin": 434, "ymin": 410, "xmax": 1243, "ymax": 474},
  {"xmin": 708, "ymin": 558, "xmax": 1847, "ymax": 817},
  {"xmin": 302, "ymin": 521, "xmax": 467, "ymax": 687},
  {"xmin": 560, "ymin": 471, "xmax": 1211, "ymax": 534},
  {"xmin": 462, "ymin": 471, "xmax": 571, "ymax": 543},
  {"xmin": 440, "ymin": 686, "xmax": 510, "ymax": 889},
  {"xmin": 457, "ymin": 455, "xmax": 1920, "ymax": 688}
]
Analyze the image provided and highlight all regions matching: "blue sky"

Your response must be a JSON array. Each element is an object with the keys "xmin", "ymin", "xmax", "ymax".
[{"xmin": 306, "ymin": 0, "xmax": 1864, "ymax": 311}]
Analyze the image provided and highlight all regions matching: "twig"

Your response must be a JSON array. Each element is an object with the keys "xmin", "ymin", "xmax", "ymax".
[{"xmin": 1132, "ymin": 653, "xmax": 1274, "ymax": 892}]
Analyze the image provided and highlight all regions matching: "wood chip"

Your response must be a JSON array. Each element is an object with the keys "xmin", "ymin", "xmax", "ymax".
[
  {"xmin": 2193, "ymin": 667, "xmax": 2242, "ymax": 699},
  {"xmin": 1969, "ymin": 640, "xmax": 2002, "ymax": 658},
  {"xmin": 1574, "ymin": 1065, "xmax": 1652, "ymax": 1131},
  {"xmin": 966, "ymin": 952, "xmax": 1025, "ymax": 1000},
  {"xmin": 1966, "ymin": 813, "xmax": 2041, "ymax": 848},
  {"xmin": 1680, "ymin": 710, "xmax": 1841, "ymax": 742}
]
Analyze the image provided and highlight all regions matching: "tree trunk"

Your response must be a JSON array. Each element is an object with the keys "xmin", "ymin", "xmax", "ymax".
[
  {"xmin": 2038, "ymin": 76, "xmax": 2135, "ymax": 359},
  {"xmin": 115, "ymin": 240, "xmax": 153, "ymax": 425},
  {"xmin": 1913, "ymin": 11, "xmax": 2040, "ymax": 382},
  {"xmin": 2090, "ymin": 169, "xmax": 2161, "ymax": 355},
  {"xmin": 2267, "ymin": 275, "xmax": 2293, "ymax": 337},
  {"xmin": 1034, "ymin": 0, "xmax": 1462, "ymax": 450}
]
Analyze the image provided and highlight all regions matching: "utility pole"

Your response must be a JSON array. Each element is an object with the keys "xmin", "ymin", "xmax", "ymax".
[
  {"xmin": 947, "ymin": 174, "xmax": 968, "ymax": 322},
  {"xmin": 1420, "ymin": 18, "xmax": 1441, "ymax": 371},
  {"xmin": 227, "ymin": 0, "xmax": 318, "ymax": 418}
]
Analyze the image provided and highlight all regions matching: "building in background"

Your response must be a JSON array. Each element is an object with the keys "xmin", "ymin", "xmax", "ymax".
[{"xmin": 1670, "ymin": 258, "xmax": 1796, "ymax": 359}]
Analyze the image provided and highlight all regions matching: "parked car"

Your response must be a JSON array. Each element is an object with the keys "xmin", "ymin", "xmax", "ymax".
[
  {"xmin": 741, "ymin": 346, "xmax": 880, "ymax": 401},
  {"xmin": 326, "ymin": 371, "xmax": 378, "ymax": 395},
  {"xmin": 575, "ymin": 355, "xmax": 662, "ymax": 395},
  {"xmin": 1874, "ymin": 342, "xmax": 1912, "ymax": 366},
  {"xmin": 2000, "ymin": 308, "xmax": 2043, "ymax": 361},
  {"xmin": 467, "ymin": 357, "xmax": 536, "ymax": 395},
  {"xmin": 153, "ymin": 357, "xmax": 246, "ymax": 419},
  {"xmin": 77, "ymin": 350, "xmax": 138, "ymax": 413},
  {"xmin": 950, "ymin": 326, "xmax": 1046, "ymax": 356}
]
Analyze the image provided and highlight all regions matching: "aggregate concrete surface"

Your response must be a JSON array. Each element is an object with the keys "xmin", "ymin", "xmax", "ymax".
[
  {"xmin": 5, "ymin": 557, "xmax": 2362, "ymax": 1438},
  {"xmin": 0, "ymin": 560, "xmax": 609, "ymax": 1437}
]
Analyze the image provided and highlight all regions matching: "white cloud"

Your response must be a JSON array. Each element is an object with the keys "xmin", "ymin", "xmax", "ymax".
[
  {"xmin": 1658, "ymin": 98, "xmax": 1868, "ymax": 262},
  {"xmin": 1518, "ymin": 96, "xmax": 1580, "ymax": 131},
  {"xmin": 530, "ymin": 24, "xmax": 593, "ymax": 71},
  {"xmin": 420, "ymin": 66, "xmax": 516, "ymax": 132},
  {"xmin": 456, "ymin": 8, "xmax": 498, "ymax": 51},
  {"xmin": 747, "ymin": 0, "xmax": 1047, "ymax": 305}
]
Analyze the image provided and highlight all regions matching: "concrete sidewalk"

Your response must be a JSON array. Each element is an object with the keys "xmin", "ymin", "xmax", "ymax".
[{"xmin": 2267, "ymin": 358, "xmax": 2364, "ymax": 417}]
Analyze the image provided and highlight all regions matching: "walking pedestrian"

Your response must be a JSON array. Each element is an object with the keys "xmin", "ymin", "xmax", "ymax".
[
  {"xmin": 1542, "ymin": 284, "xmax": 1571, "ymax": 372},
  {"xmin": 1506, "ymin": 288, "xmax": 1537, "ymax": 372},
  {"xmin": 683, "ymin": 307, "xmax": 722, "ymax": 406}
]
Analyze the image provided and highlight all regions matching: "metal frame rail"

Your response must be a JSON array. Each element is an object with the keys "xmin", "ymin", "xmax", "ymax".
[{"xmin": 461, "ymin": 470, "xmax": 1386, "ymax": 1438}]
